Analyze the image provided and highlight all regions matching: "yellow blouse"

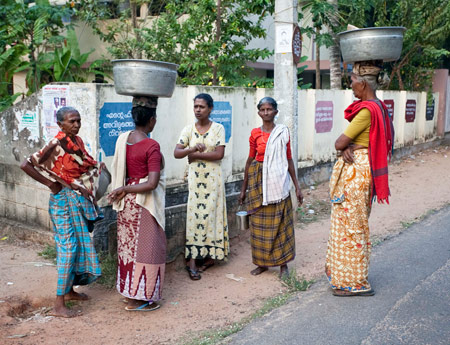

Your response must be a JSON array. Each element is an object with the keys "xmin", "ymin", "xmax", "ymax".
[{"xmin": 343, "ymin": 108, "xmax": 371, "ymax": 147}]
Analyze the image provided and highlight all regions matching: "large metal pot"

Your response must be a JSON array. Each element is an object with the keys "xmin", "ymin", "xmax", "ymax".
[
  {"xmin": 338, "ymin": 27, "xmax": 406, "ymax": 62},
  {"xmin": 112, "ymin": 59, "xmax": 178, "ymax": 97}
]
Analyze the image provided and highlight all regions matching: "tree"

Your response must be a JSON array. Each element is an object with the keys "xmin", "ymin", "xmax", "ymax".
[
  {"xmin": 327, "ymin": 0, "xmax": 341, "ymax": 89},
  {"xmin": 301, "ymin": 0, "xmax": 335, "ymax": 89},
  {"xmin": 0, "ymin": 0, "xmax": 72, "ymax": 94},
  {"xmin": 76, "ymin": 0, "xmax": 275, "ymax": 86}
]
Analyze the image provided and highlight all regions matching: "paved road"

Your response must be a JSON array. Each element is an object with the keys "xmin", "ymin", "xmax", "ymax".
[{"xmin": 227, "ymin": 206, "xmax": 450, "ymax": 345}]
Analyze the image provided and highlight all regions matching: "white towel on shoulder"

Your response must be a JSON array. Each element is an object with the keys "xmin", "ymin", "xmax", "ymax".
[{"xmin": 262, "ymin": 124, "xmax": 291, "ymax": 205}]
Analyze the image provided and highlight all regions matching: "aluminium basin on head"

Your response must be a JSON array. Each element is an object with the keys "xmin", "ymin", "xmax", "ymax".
[
  {"xmin": 338, "ymin": 27, "xmax": 406, "ymax": 63},
  {"xmin": 112, "ymin": 59, "xmax": 179, "ymax": 98}
]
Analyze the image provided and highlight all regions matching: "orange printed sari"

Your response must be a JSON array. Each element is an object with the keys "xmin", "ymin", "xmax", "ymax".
[{"xmin": 326, "ymin": 149, "xmax": 373, "ymax": 292}]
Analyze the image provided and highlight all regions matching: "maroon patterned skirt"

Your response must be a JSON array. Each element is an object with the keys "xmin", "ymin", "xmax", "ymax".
[{"xmin": 116, "ymin": 184, "xmax": 166, "ymax": 302}]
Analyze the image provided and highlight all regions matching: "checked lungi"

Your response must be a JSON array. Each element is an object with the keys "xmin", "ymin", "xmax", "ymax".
[
  {"xmin": 246, "ymin": 160, "xmax": 295, "ymax": 267},
  {"xmin": 49, "ymin": 188, "xmax": 102, "ymax": 296}
]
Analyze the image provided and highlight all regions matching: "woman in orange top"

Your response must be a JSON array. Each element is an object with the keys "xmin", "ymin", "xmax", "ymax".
[{"xmin": 239, "ymin": 97, "xmax": 303, "ymax": 278}]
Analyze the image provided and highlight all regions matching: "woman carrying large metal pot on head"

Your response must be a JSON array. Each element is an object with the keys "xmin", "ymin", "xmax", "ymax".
[
  {"xmin": 109, "ymin": 96, "xmax": 166, "ymax": 312},
  {"xmin": 326, "ymin": 60, "xmax": 394, "ymax": 296}
]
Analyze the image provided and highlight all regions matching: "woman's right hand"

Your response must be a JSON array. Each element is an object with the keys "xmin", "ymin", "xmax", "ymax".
[
  {"xmin": 49, "ymin": 181, "xmax": 62, "ymax": 194},
  {"xmin": 342, "ymin": 146, "xmax": 354, "ymax": 164},
  {"xmin": 194, "ymin": 143, "xmax": 206, "ymax": 152},
  {"xmin": 239, "ymin": 190, "xmax": 246, "ymax": 205},
  {"xmin": 108, "ymin": 186, "xmax": 127, "ymax": 203}
]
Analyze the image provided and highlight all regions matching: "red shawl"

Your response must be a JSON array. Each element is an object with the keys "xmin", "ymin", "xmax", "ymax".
[{"xmin": 344, "ymin": 100, "xmax": 394, "ymax": 204}]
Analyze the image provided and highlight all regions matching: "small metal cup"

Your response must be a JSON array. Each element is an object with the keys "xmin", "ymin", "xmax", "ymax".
[{"xmin": 236, "ymin": 210, "xmax": 249, "ymax": 230}]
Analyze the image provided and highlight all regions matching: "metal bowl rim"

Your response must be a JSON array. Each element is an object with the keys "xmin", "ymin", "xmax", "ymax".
[
  {"xmin": 112, "ymin": 59, "xmax": 179, "ymax": 69},
  {"xmin": 338, "ymin": 26, "xmax": 406, "ymax": 37}
]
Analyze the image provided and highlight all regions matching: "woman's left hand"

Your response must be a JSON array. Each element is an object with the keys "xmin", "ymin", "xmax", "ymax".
[
  {"xmin": 296, "ymin": 187, "xmax": 304, "ymax": 205},
  {"xmin": 188, "ymin": 152, "xmax": 199, "ymax": 164},
  {"xmin": 108, "ymin": 186, "xmax": 127, "ymax": 203}
]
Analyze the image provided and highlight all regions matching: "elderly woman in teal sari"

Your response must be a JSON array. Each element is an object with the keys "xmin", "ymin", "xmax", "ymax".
[{"xmin": 21, "ymin": 106, "xmax": 104, "ymax": 318}]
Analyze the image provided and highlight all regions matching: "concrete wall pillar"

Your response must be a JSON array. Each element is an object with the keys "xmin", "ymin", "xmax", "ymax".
[{"xmin": 432, "ymin": 69, "xmax": 449, "ymax": 137}]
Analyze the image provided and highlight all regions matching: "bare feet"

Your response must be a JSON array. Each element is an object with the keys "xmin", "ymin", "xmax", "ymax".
[
  {"xmin": 50, "ymin": 306, "xmax": 81, "ymax": 318},
  {"xmin": 64, "ymin": 290, "xmax": 89, "ymax": 301},
  {"xmin": 52, "ymin": 295, "xmax": 82, "ymax": 318},
  {"xmin": 250, "ymin": 266, "xmax": 268, "ymax": 276},
  {"xmin": 279, "ymin": 264, "xmax": 289, "ymax": 279}
]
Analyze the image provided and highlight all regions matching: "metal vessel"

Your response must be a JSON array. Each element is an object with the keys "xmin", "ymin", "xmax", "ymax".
[
  {"xmin": 338, "ymin": 27, "xmax": 406, "ymax": 62},
  {"xmin": 112, "ymin": 59, "xmax": 178, "ymax": 97}
]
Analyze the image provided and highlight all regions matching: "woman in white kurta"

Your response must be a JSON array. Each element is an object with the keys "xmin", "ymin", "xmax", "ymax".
[{"xmin": 174, "ymin": 93, "xmax": 229, "ymax": 280}]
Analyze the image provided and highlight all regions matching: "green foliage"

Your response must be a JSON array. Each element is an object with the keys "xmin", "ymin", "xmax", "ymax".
[
  {"xmin": 281, "ymin": 269, "xmax": 315, "ymax": 292},
  {"xmin": 38, "ymin": 244, "xmax": 57, "ymax": 263},
  {"xmin": 76, "ymin": 0, "xmax": 275, "ymax": 86},
  {"xmin": 39, "ymin": 28, "xmax": 109, "ymax": 83},
  {"xmin": 96, "ymin": 252, "xmax": 118, "ymax": 288},
  {"xmin": 301, "ymin": 0, "xmax": 336, "ymax": 48},
  {"xmin": 297, "ymin": 55, "xmax": 312, "ymax": 89}
]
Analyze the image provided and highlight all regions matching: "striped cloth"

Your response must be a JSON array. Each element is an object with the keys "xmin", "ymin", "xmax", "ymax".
[
  {"xmin": 262, "ymin": 124, "xmax": 291, "ymax": 205},
  {"xmin": 49, "ymin": 188, "xmax": 102, "ymax": 295},
  {"xmin": 246, "ymin": 160, "xmax": 295, "ymax": 267}
]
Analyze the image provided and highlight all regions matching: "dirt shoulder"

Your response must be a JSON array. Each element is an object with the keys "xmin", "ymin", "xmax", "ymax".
[{"xmin": 1, "ymin": 144, "xmax": 450, "ymax": 345}]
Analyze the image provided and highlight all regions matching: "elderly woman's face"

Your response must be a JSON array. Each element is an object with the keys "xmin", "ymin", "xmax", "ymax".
[
  {"xmin": 58, "ymin": 111, "xmax": 81, "ymax": 137},
  {"xmin": 350, "ymin": 74, "xmax": 364, "ymax": 99}
]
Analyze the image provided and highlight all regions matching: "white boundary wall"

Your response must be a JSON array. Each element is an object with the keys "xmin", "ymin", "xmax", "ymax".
[{"xmin": 0, "ymin": 83, "xmax": 440, "ymax": 228}]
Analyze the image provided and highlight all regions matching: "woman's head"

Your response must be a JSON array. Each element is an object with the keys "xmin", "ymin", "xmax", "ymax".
[
  {"xmin": 257, "ymin": 97, "xmax": 278, "ymax": 122},
  {"xmin": 351, "ymin": 60, "xmax": 390, "ymax": 98},
  {"xmin": 257, "ymin": 97, "xmax": 278, "ymax": 111},
  {"xmin": 132, "ymin": 106, "xmax": 157, "ymax": 130},
  {"xmin": 193, "ymin": 93, "xmax": 214, "ymax": 121},
  {"xmin": 56, "ymin": 107, "xmax": 81, "ymax": 137}
]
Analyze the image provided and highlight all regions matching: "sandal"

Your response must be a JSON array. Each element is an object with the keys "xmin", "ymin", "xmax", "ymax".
[
  {"xmin": 332, "ymin": 289, "xmax": 375, "ymax": 297},
  {"xmin": 185, "ymin": 266, "xmax": 201, "ymax": 280},
  {"xmin": 125, "ymin": 302, "xmax": 161, "ymax": 311}
]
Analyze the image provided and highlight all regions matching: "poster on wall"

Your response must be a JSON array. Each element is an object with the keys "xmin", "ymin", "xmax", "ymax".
[
  {"xmin": 99, "ymin": 102, "xmax": 134, "ymax": 157},
  {"xmin": 42, "ymin": 85, "xmax": 70, "ymax": 141},
  {"xmin": 425, "ymin": 98, "xmax": 435, "ymax": 121},
  {"xmin": 210, "ymin": 101, "xmax": 232, "ymax": 143},
  {"xmin": 405, "ymin": 99, "xmax": 416, "ymax": 123},
  {"xmin": 275, "ymin": 24, "xmax": 293, "ymax": 53},
  {"xmin": 315, "ymin": 101, "xmax": 333, "ymax": 133},
  {"xmin": 17, "ymin": 111, "xmax": 39, "ymax": 141},
  {"xmin": 384, "ymin": 99, "xmax": 395, "ymax": 121}
]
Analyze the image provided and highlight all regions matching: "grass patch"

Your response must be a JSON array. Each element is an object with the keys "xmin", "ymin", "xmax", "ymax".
[
  {"xmin": 96, "ymin": 252, "xmax": 117, "ymax": 288},
  {"xmin": 281, "ymin": 269, "xmax": 315, "ymax": 293},
  {"xmin": 182, "ymin": 272, "xmax": 314, "ymax": 345},
  {"xmin": 400, "ymin": 207, "xmax": 441, "ymax": 229},
  {"xmin": 38, "ymin": 244, "xmax": 57, "ymax": 263}
]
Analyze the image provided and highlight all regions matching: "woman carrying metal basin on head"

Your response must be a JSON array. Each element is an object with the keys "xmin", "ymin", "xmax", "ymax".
[
  {"xmin": 109, "ymin": 96, "xmax": 166, "ymax": 312},
  {"xmin": 325, "ymin": 26, "xmax": 401, "ymax": 296},
  {"xmin": 109, "ymin": 59, "xmax": 177, "ymax": 311}
]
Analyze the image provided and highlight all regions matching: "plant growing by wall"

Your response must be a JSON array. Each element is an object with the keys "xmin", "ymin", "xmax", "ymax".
[{"xmin": 75, "ymin": 0, "xmax": 275, "ymax": 87}]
